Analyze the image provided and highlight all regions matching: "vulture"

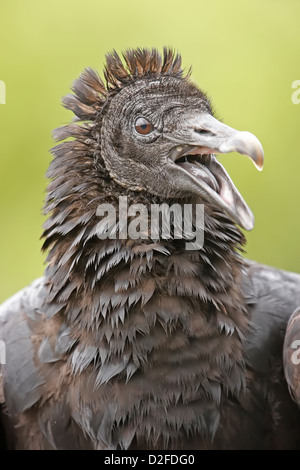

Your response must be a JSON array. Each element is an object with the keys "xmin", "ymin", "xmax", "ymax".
[{"xmin": 1, "ymin": 48, "xmax": 300, "ymax": 450}]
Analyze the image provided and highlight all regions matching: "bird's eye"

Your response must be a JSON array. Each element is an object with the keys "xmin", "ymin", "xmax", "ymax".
[{"xmin": 135, "ymin": 117, "xmax": 154, "ymax": 135}]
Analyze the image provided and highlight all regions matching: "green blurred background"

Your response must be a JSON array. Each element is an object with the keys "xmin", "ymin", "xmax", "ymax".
[{"xmin": 0, "ymin": 0, "xmax": 300, "ymax": 303}]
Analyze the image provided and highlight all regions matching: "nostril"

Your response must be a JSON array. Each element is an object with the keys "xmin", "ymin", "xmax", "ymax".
[{"xmin": 194, "ymin": 128, "xmax": 214, "ymax": 136}]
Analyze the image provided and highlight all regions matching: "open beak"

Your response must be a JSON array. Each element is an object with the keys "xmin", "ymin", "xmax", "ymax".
[{"xmin": 168, "ymin": 113, "xmax": 264, "ymax": 230}]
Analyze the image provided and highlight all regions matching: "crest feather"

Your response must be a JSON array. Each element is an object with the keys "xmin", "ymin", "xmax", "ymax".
[
  {"xmin": 56, "ymin": 48, "xmax": 188, "ymax": 134},
  {"xmin": 105, "ymin": 47, "xmax": 184, "ymax": 91}
]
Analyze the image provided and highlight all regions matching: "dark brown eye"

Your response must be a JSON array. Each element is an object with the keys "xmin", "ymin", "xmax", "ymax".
[{"xmin": 135, "ymin": 117, "xmax": 154, "ymax": 135}]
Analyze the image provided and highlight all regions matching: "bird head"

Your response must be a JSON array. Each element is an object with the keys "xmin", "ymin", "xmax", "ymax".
[{"xmin": 60, "ymin": 48, "xmax": 264, "ymax": 231}]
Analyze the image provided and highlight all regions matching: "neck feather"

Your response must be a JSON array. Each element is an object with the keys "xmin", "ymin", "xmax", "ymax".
[{"xmin": 41, "ymin": 139, "xmax": 249, "ymax": 444}]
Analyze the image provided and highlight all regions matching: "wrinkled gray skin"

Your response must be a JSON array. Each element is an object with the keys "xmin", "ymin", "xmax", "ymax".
[
  {"xmin": 0, "ymin": 49, "xmax": 300, "ymax": 450},
  {"xmin": 101, "ymin": 77, "xmax": 263, "ymax": 230}
]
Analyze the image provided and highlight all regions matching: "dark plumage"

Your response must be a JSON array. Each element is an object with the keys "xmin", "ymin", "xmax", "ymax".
[{"xmin": 1, "ymin": 48, "xmax": 300, "ymax": 449}]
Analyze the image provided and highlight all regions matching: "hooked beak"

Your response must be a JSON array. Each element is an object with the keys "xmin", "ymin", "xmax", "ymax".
[{"xmin": 168, "ymin": 113, "xmax": 264, "ymax": 230}]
